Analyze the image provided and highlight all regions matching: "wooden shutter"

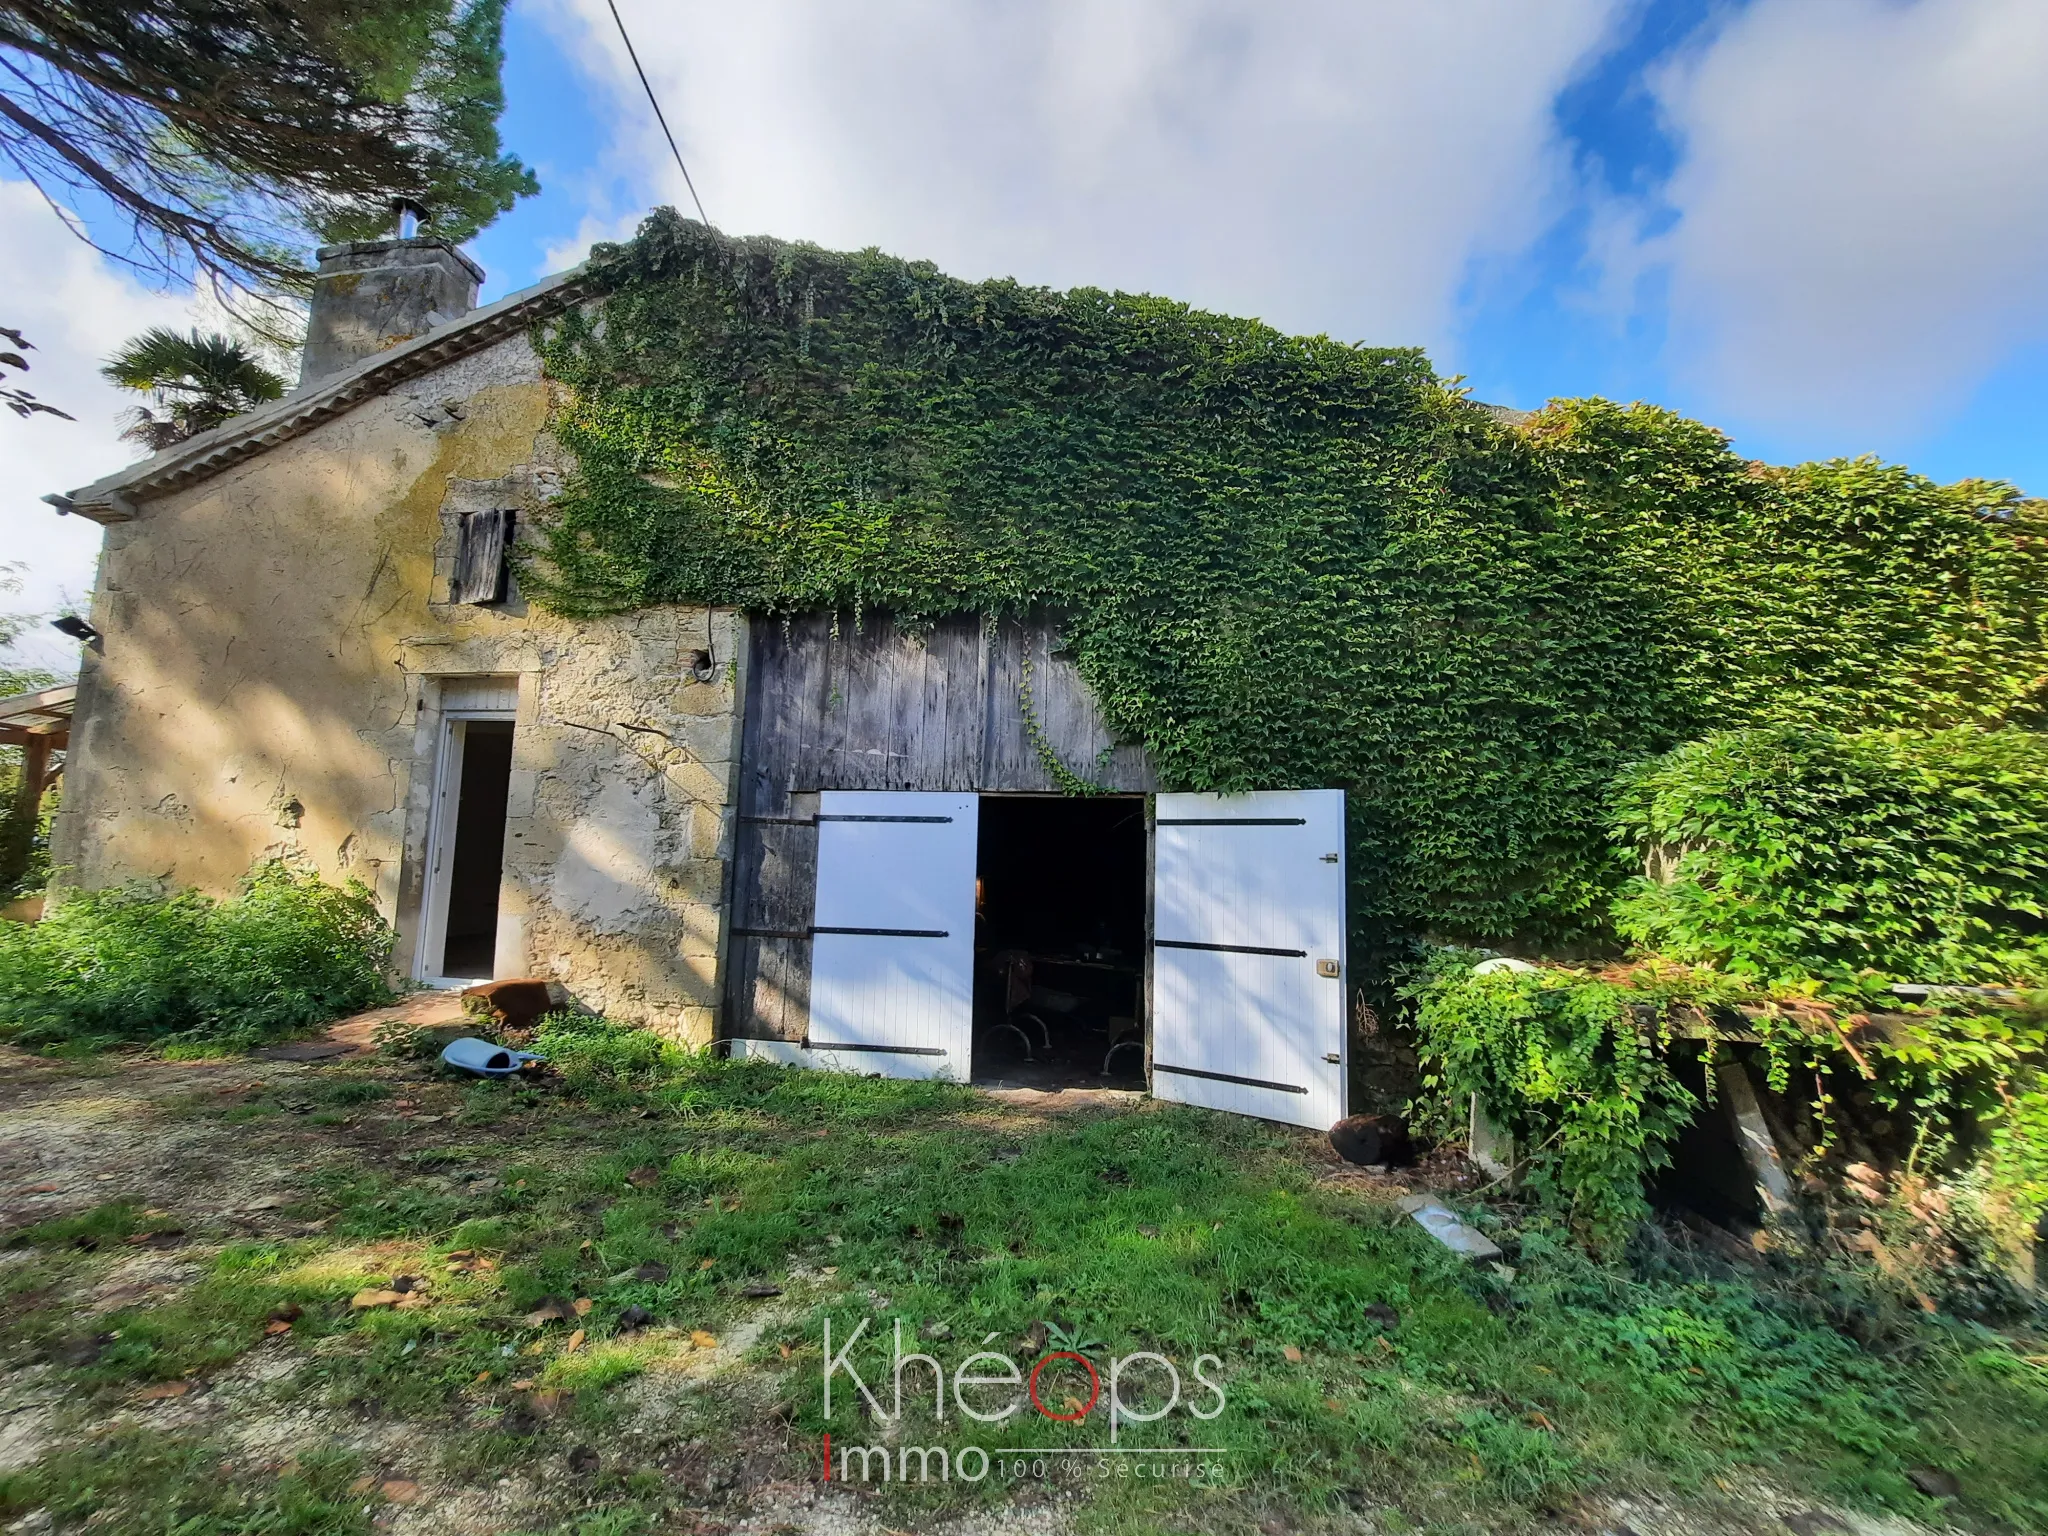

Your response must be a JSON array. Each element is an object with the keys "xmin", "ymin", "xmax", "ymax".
[{"xmin": 452, "ymin": 508, "xmax": 514, "ymax": 604}]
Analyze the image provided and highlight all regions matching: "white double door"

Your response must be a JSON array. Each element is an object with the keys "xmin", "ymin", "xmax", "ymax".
[
  {"xmin": 1149, "ymin": 790, "xmax": 1348, "ymax": 1130},
  {"xmin": 802, "ymin": 787, "xmax": 1347, "ymax": 1128},
  {"xmin": 805, "ymin": 791, "xmax": 980, "ymax": 1080}
]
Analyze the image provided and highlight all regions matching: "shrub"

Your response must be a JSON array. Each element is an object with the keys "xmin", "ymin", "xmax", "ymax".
[
  {"xmin": 1612, "ymin": 726, "xmax": 2048, "ymax": 990},
  {"xmin": 0, "ymin": 860, "xmax": 393, "ymax": 1051},
  {"xmin": 1407, "ymin": 951, "xmax": 1709, "ymax": 1248}
]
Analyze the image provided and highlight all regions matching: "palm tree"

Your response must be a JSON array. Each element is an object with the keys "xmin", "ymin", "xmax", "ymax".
[{"xmin": 101, "ymin": 328, "xmax": 286, "ymax": 450}]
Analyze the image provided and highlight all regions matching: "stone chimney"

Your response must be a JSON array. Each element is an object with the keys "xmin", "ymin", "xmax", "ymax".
[{"xmin": 298, "ymin": 236, "xmax": 485, "ymax": 388}]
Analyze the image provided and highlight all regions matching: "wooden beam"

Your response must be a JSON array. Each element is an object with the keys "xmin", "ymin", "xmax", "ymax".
[{"xmin": 0, "ymin": 731, "xmax": 51, "ymax": 892}]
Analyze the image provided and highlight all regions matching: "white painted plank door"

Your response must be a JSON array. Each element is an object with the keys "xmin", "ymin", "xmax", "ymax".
[
  {"xmin": 808, "ymin": 791, "xmax": 979, "ymax": 1080},
  {"xmin": 1151, "ymin": 790, "xmax": 1347, "ymax": 1129}
]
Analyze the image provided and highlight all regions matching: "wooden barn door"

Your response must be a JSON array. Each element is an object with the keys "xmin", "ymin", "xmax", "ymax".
[
  {"xmin": 1151, "ymin": 790, "xmax": 1348, "ymax": 1129},
  {"xmin": 806, "ymin": 790, "xmax": 979, "ymax": 1079}
]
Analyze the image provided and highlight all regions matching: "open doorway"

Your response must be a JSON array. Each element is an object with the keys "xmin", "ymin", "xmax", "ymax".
[
  {"xmin": 419, "ymin": 711, "xmax": 515, "ymax": 983},
  {"xmin": 973, "ymin": 795, "xmax": 1147, "ymax": 1089}
]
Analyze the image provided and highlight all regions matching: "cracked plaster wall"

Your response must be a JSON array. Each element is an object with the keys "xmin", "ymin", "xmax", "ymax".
[{"xmin": 51, "ymin": 329, "xmax": 743, "ymax": 1043}]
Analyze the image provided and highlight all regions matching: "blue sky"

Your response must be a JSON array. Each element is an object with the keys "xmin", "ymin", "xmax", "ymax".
[
  {"xmin": 7, "ymin": 0, "xmax": 2048, "ymax": 668},
  {"xmin": 466, "ymin": 0, "xmax": 2048, "ymax": 491}
]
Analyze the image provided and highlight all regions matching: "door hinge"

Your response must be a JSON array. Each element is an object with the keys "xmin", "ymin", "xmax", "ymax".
[
  {"xmin": 1320, "ymin": 853, "xmax": 1339, "ymax": 863},
  {"xmin": 1323, "ymin": 1052, "xmax": 1341, "ymax": 1064},
  {"xmin": 1316, "ymin": 958, "xmax": 1341, "ymax": 978}
]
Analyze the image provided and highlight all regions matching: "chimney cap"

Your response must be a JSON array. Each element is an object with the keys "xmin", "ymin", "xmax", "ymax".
[{"xmin": 311, "ymin": 236, "xmax": 486, "ymax": 286}]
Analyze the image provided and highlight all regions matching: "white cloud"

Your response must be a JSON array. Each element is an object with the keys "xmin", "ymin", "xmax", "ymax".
[
  {"xmin": 534, "ymin": 0, "xmax": 1624, "ymax": 351},
  {"xmin": 1644, "ymin": 0, "xmax": 2048, "ymax": 437},
  {"xmin": 0, "ymin": 180, "xmax": 199, "ymax": 678}
]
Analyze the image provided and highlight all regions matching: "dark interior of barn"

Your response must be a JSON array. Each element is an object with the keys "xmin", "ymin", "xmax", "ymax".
[{"xmin": 973, "ymin": 795, "xmax": 1147, "ymax": 1089}]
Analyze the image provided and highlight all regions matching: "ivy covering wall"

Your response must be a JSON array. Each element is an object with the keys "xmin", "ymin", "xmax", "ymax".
[{"xmin": 528, "ymin": 210, "xmax": 2048, "ymax": 956}]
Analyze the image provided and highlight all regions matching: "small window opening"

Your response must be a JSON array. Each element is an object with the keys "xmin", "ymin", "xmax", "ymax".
[
  {"xmin": 439, "ymin": 719, "xmax": 514, "ymax": 977},
  {"xmin": 973, "ymin": 795, "xmax": 1147, "ymax": 1089}
]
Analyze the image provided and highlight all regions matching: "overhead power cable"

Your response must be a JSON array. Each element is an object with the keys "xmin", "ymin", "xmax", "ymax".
[{"xmin": 603, "ymin": 0, "xmax": 710, "ymax": 227}]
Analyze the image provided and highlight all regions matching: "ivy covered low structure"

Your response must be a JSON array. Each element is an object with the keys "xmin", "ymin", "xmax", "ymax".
[
  {"xmin": 536, "ymin": 214, "xmax": 2048, "ymax": 949},
  {"xmin": 35, "ymin": 210, "xmax": 2048, "ymax": 1263}
]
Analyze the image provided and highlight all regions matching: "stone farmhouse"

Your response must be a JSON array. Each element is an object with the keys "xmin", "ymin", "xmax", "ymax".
[{"xmin": 44, "ymin": 233, "xmax": 1353, "ymax": 1130}]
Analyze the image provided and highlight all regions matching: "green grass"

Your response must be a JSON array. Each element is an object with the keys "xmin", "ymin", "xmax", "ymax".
[
  {"xmin": 2, "ymin": 1037, "xmax": 2044, "ymax": 1534},
  {"xmin": 0, "ymin": 1432, "xmax": 369, "ymax": 1536}
]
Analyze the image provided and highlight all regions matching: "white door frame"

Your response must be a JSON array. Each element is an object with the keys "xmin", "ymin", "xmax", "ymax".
[{"xmin": 415, "ymin": 705, "xmax": 516, "ymax": 986}]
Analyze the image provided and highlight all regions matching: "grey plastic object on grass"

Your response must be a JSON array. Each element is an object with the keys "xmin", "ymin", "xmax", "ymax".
[
  {"xmin": 1397, "ymin": 1195, "xmax": 1504, "ymax": 1261},
  {"xmin": 440, "ymin": 1036, "xmax": 545, "ymax": 1078}
]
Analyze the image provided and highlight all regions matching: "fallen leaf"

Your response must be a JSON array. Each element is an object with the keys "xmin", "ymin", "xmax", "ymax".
[
  {"xmin": 348, "ymin": 1475, "xmax": 377, "ymax": 1495},
  {"xmin": 379, "ymin": 1480, "xmax": 422, "ymax": 1504},
  {"xmin": 263, "ymin": 1320, "xmax": 294, "ymax": 1336},
  {"xmin": 627, "ymin": 1165, "xmax": 661, "ymax": 1188},
  {"xmin": 572, "ymin": 1297, "xmax": 593, "ymax": 1317},
  {"xmin": 351, "ymin": 1289, "xmax": 405, "ymax": 1310},
  {"xmin": 1326, "ymin": 1398, "xmax": 1345, "ymax": 1415},
  {"xmin": 136, "ymin": 1381, "xmax": 191, "ymax": 1401},
  {"xmin": 509, "ymin": 1378, "xmax": 535, "ymax": 1390},
  {"xmin": 446, "ymin": 1249, "xmax": 475, "ymax": 1262},
  {"xmin": 1527, "ymin": 1411, "xmax": 1555, "ymax": 1431},
  {"xmin": 778, "ymin": 1344, "xmax": 792, "ymax": 1359},
  {"xmin": 820, "ymin": 1266, "xmax": 838, "ymax": 1276},
  {"xmin": 690, "ymin": 1330, "xmax": 719, "ymax": 1349},
  {"xmin": 394, "ymin": 1292, "xmax": 429, "ymax": 1310},
  {"xmin": 473, "ymin": 1371, "xmax": 491, "ymax": 1383},
  {"xmin": 523, "ymin": 1339, "xmax": 548, "ymax": 1355},
  {"xmin": 529, "ymin": 1388, "xmax": 567, "ymax": 1416},
  {"xmin": 565, "ymin": 1329, "xmax": 586, "ymax": 1353},
  {"xmin": 514, "ymin": 1179, "xmax": 528, "ymax": 1191},
  {"xmin": 697, "ymin": 1258, "xmax": 714, "ymax": 1271},
  {"xmin": 22, "ymin": 1184, "xmax": 59, "ymax": 1194},
  {"xmin": 578, "ymin": 1239, "xmax": 593, "ymax": 1252},
  {"xmin": 1282, "ymin": 1345, "xmax": 1303, "ymax": 1363}
]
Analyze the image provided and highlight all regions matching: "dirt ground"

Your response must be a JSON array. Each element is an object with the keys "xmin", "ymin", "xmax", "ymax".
[{"xmin": 0, "ymin": 1003, "xmax": 1980, "ymax": 1536}]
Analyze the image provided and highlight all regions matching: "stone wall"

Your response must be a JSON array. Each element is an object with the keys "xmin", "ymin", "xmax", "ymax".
[{"xmin": 52, "ymin": 327, "xmax": 742, "ymax": 1043}]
